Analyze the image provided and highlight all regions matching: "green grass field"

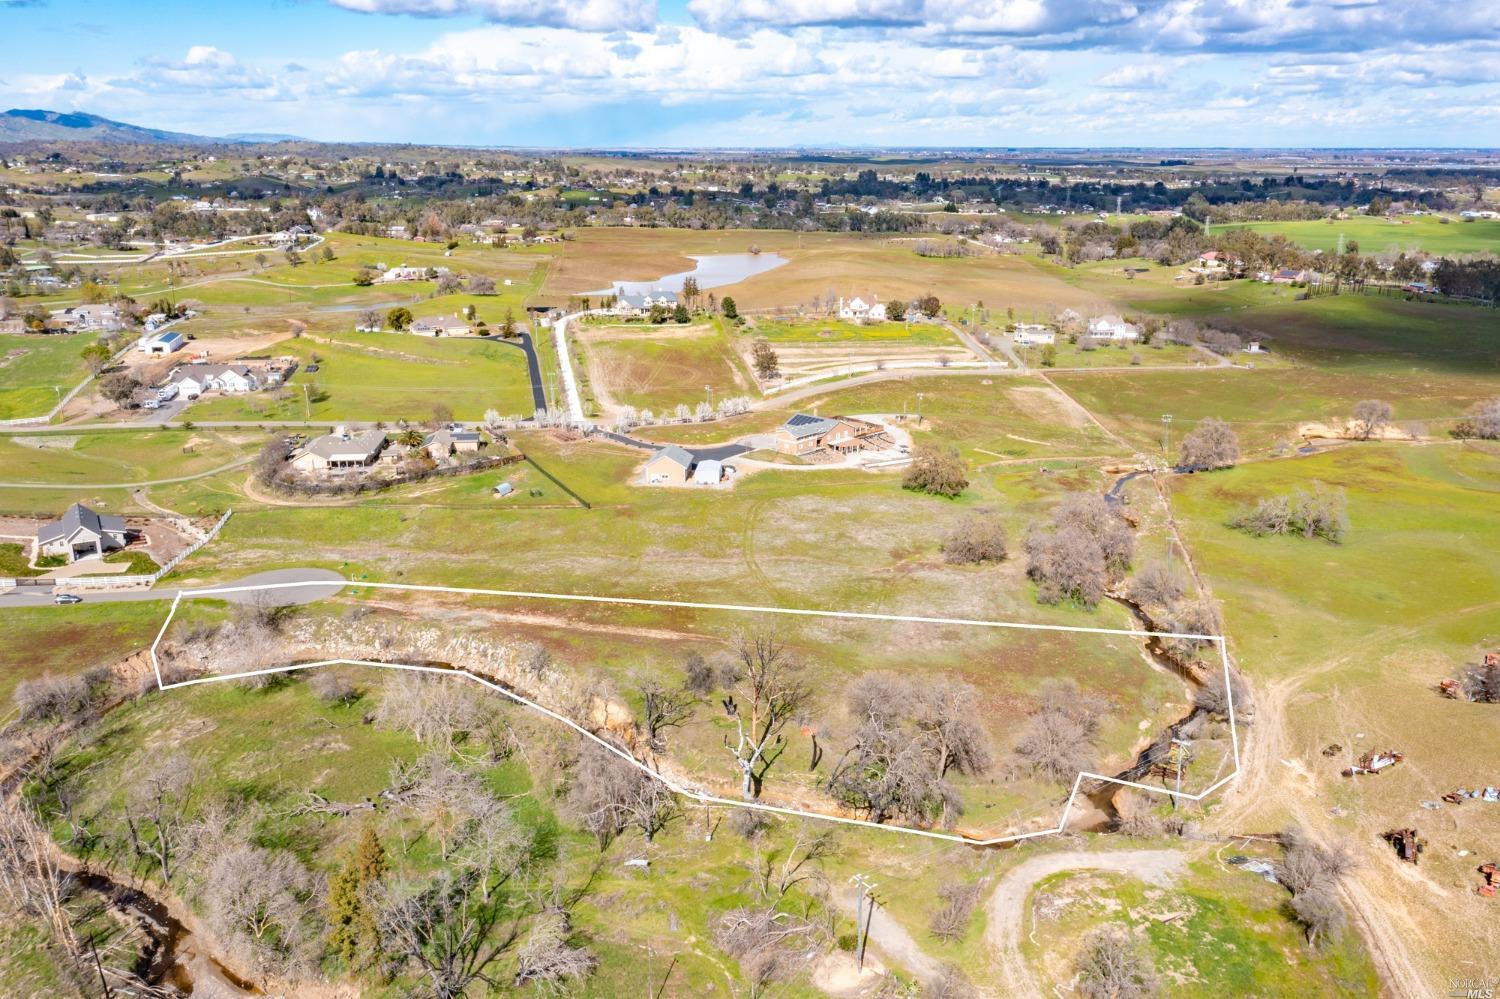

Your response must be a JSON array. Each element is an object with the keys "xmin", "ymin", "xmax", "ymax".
[
  {"xmin": 0, "ymin": 542, "xmax": 43, "ymax": 577},
  {"xmin": 0, "ymin": 332, "xmax": 99, "ymax": 420},
  {"xmin": 0, "ymin": 429, "xmax": 256, "ymax": 486},
  {"xmin": 1221, "ymin": 215, "xmax": 1500, "ymax": 255},
  {"xmin": 183, "ymin": 330, "xmax": 537, "ymax": 422},
  {"xmin": 1018, "ymin": 339, "xmax": 1206, "ymax": 369},
  {"xmin": 1169, "ymin": 441, "xmax": 1500, "ymax": 977},
  {"xmin": 748, "ymin": 316, "xmax": 959, "ymax": 346}
]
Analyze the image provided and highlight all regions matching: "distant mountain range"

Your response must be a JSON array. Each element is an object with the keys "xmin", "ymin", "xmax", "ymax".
[{"xmin": 0, "ymin": 109, "xmax": 304, "ymax": 145}]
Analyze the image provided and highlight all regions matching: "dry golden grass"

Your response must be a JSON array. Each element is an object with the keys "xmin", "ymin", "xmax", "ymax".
[{"xmin": 543, "ymin": 228, "xmax": 1111, "ymax": 313}]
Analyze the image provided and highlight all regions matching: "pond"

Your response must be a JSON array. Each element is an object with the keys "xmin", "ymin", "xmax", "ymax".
[{"xmin": 582, "ymin": 252, "xmax": 789, "ymax": 297}]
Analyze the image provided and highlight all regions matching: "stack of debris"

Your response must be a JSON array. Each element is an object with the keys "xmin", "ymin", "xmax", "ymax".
[
  {"xmin": 1381, "ymin": 828, "xmax": 1424, "ymax": 864},
  {"xmin": 1342, "ymin": 750, "xmax": 1404, "ymax": 777},
  {"xmin": 1442, "ymin": 786, "xmax": 1500, "ymax": 805},
  {"xmin": 1479, "ymin": 863, "xmax": 1500, "ymax": 898},
  {"xmin": 1443, "ymin": 652, "xmax": 1500, "ymax": 702}
]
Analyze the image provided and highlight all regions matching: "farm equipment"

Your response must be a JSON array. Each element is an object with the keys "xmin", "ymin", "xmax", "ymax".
[
  {"xmin": 1342, "ymin": 750, "xmax": 1404, "ymax": 777},
  {"xmin": 1479, "ymin": 863, "xmax": 1500, "ymax": 898},
  {"xmin": 1382, "ymin": 828, "xmax": 1424, "ymax": 864},
  {"xmin": 1439, "ymin": 678, "xmax": 1463, "ymax": 699}
]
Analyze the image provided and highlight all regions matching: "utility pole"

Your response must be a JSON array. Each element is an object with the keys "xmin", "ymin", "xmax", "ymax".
[
  {"xmin": 1160, "ymin": 414, "xmax": 1173, "ymax": 465},
  {"xmin": 850, "ymin": 874, "xmax": 878, "ymax": 973}
]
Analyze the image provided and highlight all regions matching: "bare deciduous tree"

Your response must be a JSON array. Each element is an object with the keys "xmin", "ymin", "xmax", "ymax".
[
  {"xmin": 1011, "ymin": 681, "xmax": 1106, "ymax": 784},
  {"xmin": 713, "ymin": 906, "xmax": 822, "ymax": 998},
  {"xmin": 1194, "ymin": 669, "xmax": 1252, "ymax": 721},
  {"xmin": 1178, "ymin": 416, "xmax": 1239, "ymax": 471},
  {"xmin": 376, "ymin": 673, "xmax": 490, "ymax": 752},
  {"xmin": 124, "ymin": 752, "xmax": 194, "ymax": 884},
  {"xmin": 1290, "ymin": 885, "xmax": 1346, "ymax": 947},
  {"xmin": 1026, "ymin": 493, "xmax": 1134, "ymax": 609},
  {"xmin": 1352, "ymin": 399, "xmax": 1392, "ymax": 439},
  {"xmin": 1277, "ymin": 826, "xmax": 1354, "ymax": 947},
  {"xmin": 724, "ymin": 633, "xmax": 809, "ymax": 799},
  {"xmin": 1232, "ymin": 486, "xmax": 1348, "ymax": 543},
  {"xmin": 568, "ymin": 744, "xmax": 676, "ymax": 846},
  {"xmin": 13, "ymin": 673, "xmax": 93, "ymax": 725},
  {"xmin": 203, "ymin": 842, "xmax": 314, "ymax": 976},
  {"xmin": 0, "ymin": 795, "xmax": 77, "ymax": 957},
  {"xmin": 636, "ymin": 677, "xmax": 692, "ymax": 751},
  {"xmin": 378, "ymin": 869, "xmax": 518, "ymax": 999},
  {"xmin": 512, "ymin": 908, "xmax": 597, "ymax": 992},
  {"xmin": 394, "ymin": 753, "xmax": 504, "ymax": 861}
]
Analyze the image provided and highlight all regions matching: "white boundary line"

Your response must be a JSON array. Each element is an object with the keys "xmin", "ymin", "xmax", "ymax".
[{"xmin": 148, "ymin": 579, "xmax": 1239, "ymax": 846}]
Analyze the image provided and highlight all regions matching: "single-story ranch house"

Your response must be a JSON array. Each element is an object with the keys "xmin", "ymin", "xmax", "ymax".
[
  {"xmin": 424, "ymin": 426, "xmax": 484, "ymax": 459},
  {"xmin": 641, "ymin": 444, "xmax": 695, "ymax": 484},
  {"xmin": 36, "ymin": 502, "xmax": 129, "ymax": 562},
  {"xmin": 290, "ymin": 428, "xmax": 389, "ymax": 472},
  {"xmin": 1012, "ymin": 323, "xmax": 1056, "ymax": 346},
  {"xmin": 168, "ymin": 363, "xmax": 260, "ymax": 396}
]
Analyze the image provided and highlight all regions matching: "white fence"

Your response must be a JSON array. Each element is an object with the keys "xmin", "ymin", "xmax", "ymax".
[{"xmin": 54, "ymin": 509, "xmax": 232, "ymax": 593}]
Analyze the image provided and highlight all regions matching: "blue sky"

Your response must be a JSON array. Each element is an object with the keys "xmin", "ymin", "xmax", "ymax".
[{"xmin": 2, "ymin": 0, "xmax": 1498, "ymax": 147}]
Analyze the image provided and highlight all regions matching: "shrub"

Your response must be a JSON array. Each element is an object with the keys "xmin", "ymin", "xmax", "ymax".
[
  {"xmin": 1076, "ymin": 927, "xmax": 1158, "ymax": 999},
  {"xmin": 929, "ymin": 881, "xmax": 982, "ymax": 942},
  {"xmin": 941, "ymin": 511, "xmax": 1008, "ymax": 564},
  {"xmin": 1231, "ymin": 485, "xmax": 1347, "ymax": 543},
  {"xmin": 14, "ymin": 672, "xmax": 92, "ymax": 724},
  {"xmin": 310, "ymin": 669, "xmax": 358, "ymax": 704}
]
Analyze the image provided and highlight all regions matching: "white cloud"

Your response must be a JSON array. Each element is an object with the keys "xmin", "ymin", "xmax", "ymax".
[
  {"xmin": 328, "ymin": 0, "xmax": 657, "ymax": 31},
  {"xmin": 1093, "ymin": 62, "xmax": 1170, "ymax": 88},
  {"xmin": 685, "ymin": 0, "xmax": 1500, "ymax": 52}
]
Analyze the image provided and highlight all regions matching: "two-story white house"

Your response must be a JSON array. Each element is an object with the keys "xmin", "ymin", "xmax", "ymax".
[
  {"xmin": 837, "ymin": 296, "xmax": 888, "ymax": 323},
  {"xmin": 1086, "ymin": 314, "xmax": 1140, "ymax": 341}
]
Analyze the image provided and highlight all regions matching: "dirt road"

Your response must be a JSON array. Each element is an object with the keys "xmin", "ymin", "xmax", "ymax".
[{"xmin": 983, "ymin": 849, "xmax": 1188, "ymax": 999}]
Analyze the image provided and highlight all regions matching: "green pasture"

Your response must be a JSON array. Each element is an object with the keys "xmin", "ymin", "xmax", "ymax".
[
  {"xmin": 1221, "ymin": 215, "xmax": 1500, "ymax": 256},
  {"xmin": 183, "ymin": 330, "xmax": 537, "ymax": 422},
  {"xmin": 0, "ymin": 332, "xmax": 99, "ymax": 420}
]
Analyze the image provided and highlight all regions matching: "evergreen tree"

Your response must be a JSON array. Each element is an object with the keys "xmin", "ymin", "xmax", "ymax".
[{"xmin": 326, "ymin": 826, "xmax": 387, "ymax": 970}]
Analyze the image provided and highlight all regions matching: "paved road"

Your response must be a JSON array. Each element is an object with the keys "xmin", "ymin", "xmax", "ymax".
[
  {"xmin": 0, "ymin": 568, "xmax": 345, "ymax": 609},
  {"xmin": 597, "ymin": 431, "xmax": 750, "ymax": 463},
  {"xmin": 551, "ymin": 311, "xmax": 588, "ymax": 422},
  {"xmin": 496, "ymin": 331, "xmax": 546, "ymax": 412}
]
